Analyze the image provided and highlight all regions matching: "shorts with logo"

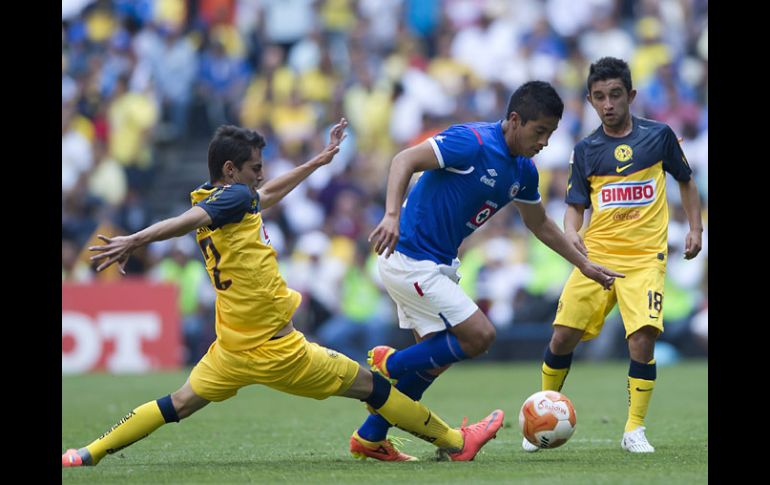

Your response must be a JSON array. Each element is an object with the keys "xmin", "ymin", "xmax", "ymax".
[
  {"xmin": 377, "ymin": 251, "xmax": 479, "ymax": 338},
  {"xmin": 554, "ymin": 259, "xmax": 666, "ymax": 340},
  {"xmin": 189, "ymin": 330, "xmax": 360, "ymax": 402}
]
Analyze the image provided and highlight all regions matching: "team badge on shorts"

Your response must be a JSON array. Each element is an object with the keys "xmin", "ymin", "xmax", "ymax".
[
  {"xmin": 509, "ymin": 182, "xmax": 521, "ymax": 199},
  {"xmin": 326, "ymin": 349, "xmax": 339, "ymax": 358},
  {"xmin": 614, "ymin": 144, "xmax": 633, "ymax": 162}
]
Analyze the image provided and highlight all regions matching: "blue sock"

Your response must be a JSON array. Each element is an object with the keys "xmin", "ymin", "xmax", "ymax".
[
  {"xmin": 386, "ymin": 330, "xmax": 468, "ymax": 378},
  {"xmin": 357, "ymin": 371, "xmax": 437, "ymax": 442}
]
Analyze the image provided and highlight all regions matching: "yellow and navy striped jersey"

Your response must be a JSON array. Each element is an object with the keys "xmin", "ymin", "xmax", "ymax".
[
  {"xmin": 191, "ymin": 183, "xmax": 301, "ymax": 351},
  {"xmin": 566, "ymin": 116, "xmax": 691, "ymax": 268}
]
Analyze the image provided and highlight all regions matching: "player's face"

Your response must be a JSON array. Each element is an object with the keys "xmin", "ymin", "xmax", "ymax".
[
  {"xmin": 588, "ymin": 79, "xmax": 637, "ymax": 129},
  {"xmin": 510, "ymin": 114, "xmax": 560, "ymax": 158},
  {"xmin": 232, "ymin": 150, "xmax": 264, "ymax": 195}
]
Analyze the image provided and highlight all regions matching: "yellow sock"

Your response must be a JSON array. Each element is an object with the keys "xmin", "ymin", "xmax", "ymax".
[
  {"xmin": 625, "ymin": 359, "xmax": 656, "ymax": 433},
  {"xmin": 375, "ymin": 387, "xmax": 463, "ymax": 450},
  {"xmin": 85, "ymin": 400, "xmax": 169, "ymax": 465},
  {"xmin": 542, "ymin": 362, "xmax": 570, "ymax": 391}
]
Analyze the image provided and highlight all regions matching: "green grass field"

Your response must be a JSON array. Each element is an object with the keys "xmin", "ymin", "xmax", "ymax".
[{"xmin": 62, "ymin": 360, "xmax": 707, "ymax": 484}]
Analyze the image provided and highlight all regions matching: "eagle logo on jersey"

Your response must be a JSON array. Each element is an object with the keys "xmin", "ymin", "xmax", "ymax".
[{"xmin": 614, "ymin": 144, "xmax": 633, "ymax": 162}]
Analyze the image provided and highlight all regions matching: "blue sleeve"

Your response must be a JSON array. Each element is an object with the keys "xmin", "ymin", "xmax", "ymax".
[
  {"xmin": 195, "ymin": 184, "xmax": 256, "ymax": 229},
  {"xmin": 661, "ymin": 126, "xmax": 693, "ymax": 182},
  {"xmin": 514, "ymin": 159, "xmax": 541, "ymax": 203},
  {"xmin": 565, "ymin": 145, "xmax": 591, "ymax": 208},
  {"xmin": 428, "ymin": 124, "xmax": 483, "ymax": 169}
]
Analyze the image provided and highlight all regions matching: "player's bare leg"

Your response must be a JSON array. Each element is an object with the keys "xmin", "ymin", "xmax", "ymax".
[{"xmin": 622, "ymin": 326, "xmax": 660, "ymax": 453}]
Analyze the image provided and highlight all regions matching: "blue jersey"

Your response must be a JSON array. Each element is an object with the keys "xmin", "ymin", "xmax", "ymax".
[{"xmin": 396, "ymin": 121, "xmax": 541, "ymax": 265}]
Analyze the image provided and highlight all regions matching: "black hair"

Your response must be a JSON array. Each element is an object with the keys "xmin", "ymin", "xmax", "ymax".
[
  {"xmin": 505, "ymin": 81, "xmax": 564, "ymax": 124},
  {"xmin": 207, "ymin": 125, "xmax": 266, "ymax": 182},
  {"xmin": 586, "ymin": 57, "xmax": 633, "ymax": 94}
]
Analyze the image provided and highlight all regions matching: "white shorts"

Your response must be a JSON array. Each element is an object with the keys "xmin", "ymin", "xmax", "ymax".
[{"xmin": 377, "ymin": 251, "xmax": 479, "ymax": 337}]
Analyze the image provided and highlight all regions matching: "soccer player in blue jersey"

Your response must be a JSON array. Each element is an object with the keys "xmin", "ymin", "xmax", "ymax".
[
  {"xmin": 350, "ymin": 81, "xmax": 624, "ymax": 461},
  {"xmin": 62, "ymin": 118, "xmax": 505, "ymax": 467},
  {"xmin": 521, "ymin": 58, "xmax": 703, "ymax": 453}
]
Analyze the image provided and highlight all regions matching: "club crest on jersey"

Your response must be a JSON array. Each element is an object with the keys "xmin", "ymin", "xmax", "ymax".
[
  {"xmin": 508, "ymin": 182, "xmax": 521, "ymax": 199},
  {"xmin": 597, "ymin": 179, "xmax": 655, "ymax": 210},
  {"xmin": 614, "ymin": 144, "xmax": 633, "ymax": 162}
]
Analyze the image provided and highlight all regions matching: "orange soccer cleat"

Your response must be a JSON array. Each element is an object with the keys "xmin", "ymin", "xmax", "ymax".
[
  {"xmin": 444, "ymin": 409, "xmax": 505, "ymax": 461},
  {"xmin": 62, "ymin": 449, "xmax": 83, "ymax": 467},
  {"xmin": 367, "ymin": 346, "xmax": 396, "ymax": 381},
  {"xmin": 349, "ymin": 431, "xmax": 418, "ymax": 462}
]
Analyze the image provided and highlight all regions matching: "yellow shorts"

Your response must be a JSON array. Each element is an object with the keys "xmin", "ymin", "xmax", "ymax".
[
  {"xmin": 189, "ymin": 330, "xmax": 360, "ymax": 402},
  {"xmin": 554, "ymin": 263, "xmax": 666, "ymax": 341}
]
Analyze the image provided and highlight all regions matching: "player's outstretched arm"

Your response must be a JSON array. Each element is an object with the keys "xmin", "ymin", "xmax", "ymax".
[
  {"xmin": 677, "ymin": 178, "xmax": 704, "ymax": 260},
  {"xmin": 89, "ymin": 206, "xmax": 213, "ymax": 274},
  {"xmin": 369, "ymin": 141, "xmax": 440, "ymax": 257},
  {"xmin": 515, "ymin": 200, "xmax": 623, "ymax": 290},
  {"xmin": 257, "ymin": 118, "xmax": 348, "ymax": 210}
]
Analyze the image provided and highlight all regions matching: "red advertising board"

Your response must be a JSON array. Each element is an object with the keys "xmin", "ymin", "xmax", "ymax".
[{"xmin": 62, "ymin": 281, "xmax": 182, "ymax": 374}]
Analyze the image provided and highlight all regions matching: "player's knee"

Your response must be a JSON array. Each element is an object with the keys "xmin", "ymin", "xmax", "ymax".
[
  {"xmin": 171, "ymin": 385, "xmax": 209, "ymax": 420},
  {"xmin": 550, "ymin": 326, "xmax": 583, "ymax": 354},
  {"xmin": 628, "ymin": 326, "xmax": 659, "ymax": 361},
  {"xmin": 461, "ymin": 325, "xmax": 496, "ymax": 357}
]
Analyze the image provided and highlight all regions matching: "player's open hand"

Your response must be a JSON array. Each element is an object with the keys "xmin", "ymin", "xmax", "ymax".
[
  {"xmin": 369, "ymin": 214, "xmax": 400, "ymax": 258},
  {"xmin": 316, "ymin": 118, "xmax": 348, "ymax": 165},
  {"xmin": 581, "ymin": 261, "xmax": 625, "ymax": 291},
  {"xmin": 88, "ymin": 234, "xmax": 136, "ymax": 274},
  {"xmin": 683, "ymin": 229, "xmax": 702, "ymax": 260}
]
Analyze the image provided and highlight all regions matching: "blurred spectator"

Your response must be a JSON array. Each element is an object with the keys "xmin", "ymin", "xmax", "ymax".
[
  {"xmin": 107, "ymin": 74, "xmax": 158, "ymax": 191},
  {"xmin": 62, "ymin": 102, "xmax": 94, "ymax": 195},
  {"xmin": 87, "ymin": 139, "xmax": 128, "ymax": 208},
  {"xmin": 578, "ymin": 6, "xmax": 635, "ymax": 62},
  {"xmin": 62, "ymin": 238, "xmax": 93, "ymax": 282},
  {"xmin": 316, "ymin": 242, "xmax": 396, "ymax": 363},
  {"xmin": 630, "ymin": 16, "xmax": 673, "ymax": 88},
  {"xmin": 149, "ymin": 236, "xmax": 213, "ymax": 365},
  {"xmin": 145, "ymin": 24, "xmax": 197, "ymax": 140},
  {"xmin": 283, "ymin": 230, "xmax": 345, "ymax": 336},
  {"xmin": 262, "ymin": 0, "xmax": 316, "ymax": 52}
]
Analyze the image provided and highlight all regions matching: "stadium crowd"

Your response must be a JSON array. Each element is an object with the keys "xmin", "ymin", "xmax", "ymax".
[{"xmin": 62, "ymin": 0, "xmax": 708, "ymax": 365}]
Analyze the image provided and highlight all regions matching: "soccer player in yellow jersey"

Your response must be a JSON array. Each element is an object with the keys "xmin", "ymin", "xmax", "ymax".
[
  {"xmin": 522, "ymin": 57, "xmax": 703, "ymax": 454},
  {"xmin": 63, "ymin": 119, "xmax": 504, "ymax": 467}
]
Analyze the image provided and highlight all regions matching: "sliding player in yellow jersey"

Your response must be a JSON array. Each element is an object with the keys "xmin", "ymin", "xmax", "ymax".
[
  {"xmin": 522, "ymin": 58, "xmax": 703, "ymax": 453},
  {"xmin": 63, "ymin": 119, "xmax": 504, "ymax": 467}
]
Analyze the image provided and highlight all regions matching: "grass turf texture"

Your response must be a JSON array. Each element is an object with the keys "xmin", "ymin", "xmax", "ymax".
[{"xmin": 62, "ymin": 360, "xmax": 707, "ymax": 484}]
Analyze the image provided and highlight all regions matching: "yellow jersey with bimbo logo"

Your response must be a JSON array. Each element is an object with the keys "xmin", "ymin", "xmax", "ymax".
[
  {"xmin": 191, "ymin": 183, "xmax": 301, "ymax": 351},
  {"xmin": 566, "ymin": 116, "xmax": 692, "ymax": 269}
]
